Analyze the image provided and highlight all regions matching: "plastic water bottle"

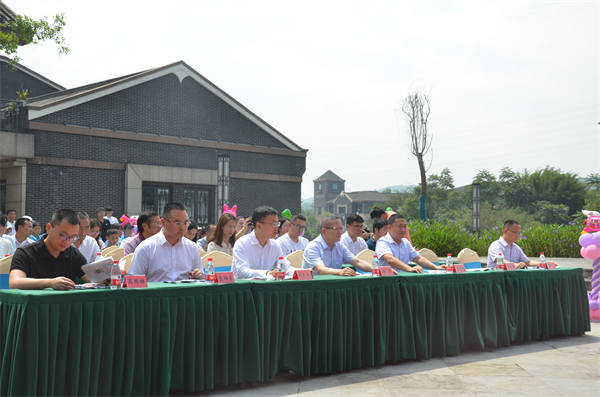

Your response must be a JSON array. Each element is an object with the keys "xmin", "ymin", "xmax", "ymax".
[
  {"xmin": 446, "ymin": 254, "xmax": 454, "ymax": 273},
  {"xmin": 496, "ymin": 253, "xmax": 505, "ymax": 270},
  {"xmin": 110, "ymin": 261, "xmax": 121, "ymax": 289},
  {"xmin": 372, "ymin": 255, "xmax": 380, "ymax": 277},
  {"xmin": 93, "ymin": 252, "xmax": 101, "ymax": 262},
  {"xmin": 206, "ymin": 258, "xmax": 215, "ymax": 284},
  {"xmin": 276, "ymin": 256, "xmax": 285, "ymax": 281},
  {"xmin": 539, "ymin": 252, "xmax": 547, "ymax": 269}
]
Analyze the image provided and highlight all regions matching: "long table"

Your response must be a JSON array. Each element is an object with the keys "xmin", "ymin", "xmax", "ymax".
[{"xmin": 0, "ymin": 268, "xmax": 590, "ymax": 396}]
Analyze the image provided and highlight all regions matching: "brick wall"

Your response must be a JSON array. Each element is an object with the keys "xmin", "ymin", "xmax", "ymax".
[
  {"xmin": 1, "ymin": 62, "xmax": 59, "ymax": 99},
  {"xmin": 229, "ymin": 178, "xmax": 302, "ymax": 218}
]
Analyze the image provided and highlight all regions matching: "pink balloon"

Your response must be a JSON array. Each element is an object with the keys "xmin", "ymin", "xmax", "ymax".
[
  {"xmin": 581, "ymin": 247, "xmax": 589, "ymax": 259},
  {"xmin": 579, "ymin": 233, "xmax": 595, "ymax": 248},
  {"xmin": 592, "ymin": 309, "xmax": 600, "ymax": 320},
  {"xmin": 585, "ymin": 245, "xmax": 600, "ymax": 260}
]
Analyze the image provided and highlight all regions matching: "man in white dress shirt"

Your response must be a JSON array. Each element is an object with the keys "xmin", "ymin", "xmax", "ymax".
[
  {"xmin": 340, "ymin": 214, "xmax": 368, "ymax": 255},
  {"xmin": 232, "ymin": 206, "xmax": 294, "ymax": 279},
  {"xmin": 5, "ymin": 209, "xmax": 16, "ymax": 236},
  {"xmin": 487, "ymin": 220, "xmax": 539, "ymax": 269},
  {"xmin": 376, "ymin": 214, "xmax": 444, "ymax": 273},
  {"xmin": 302, "ymin": 214, "xmax": 372, "ymax": 276},
  {"xmin": 73, "ymin": 211, "xmax": 101, "ymax": 263},
  {"xmin": 129, "ymin": 202, "xmax": 203, "ymax": 282},
  {"xmin": 276, "ymin": 214, "xmax": 309, "ymax": 256},
  {"xmin": 0, "ymin": 214, "xmax": 14, "ymax": 257},
  {"xmin": 6, "ymin": 218, "xmax": 32, "ymax": 251}
]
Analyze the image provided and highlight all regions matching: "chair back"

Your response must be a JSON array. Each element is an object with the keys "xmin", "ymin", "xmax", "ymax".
[
  {"xmin": 458, "ymin": 248, "xmax": 482, "ymax": 269},
  {"xmin": 201, "ymin": 251, "xmax": 233, "ymax": 269},
  {"xmin": 120, "ymin": 253, "xmax": 134, "ymax": 272},
  {"xmin": 198, "ymin": 246, "xmax": 206, "ymax": 256},
  {"xmin": 417, "ymin": 248, "xmax": 440, "ymax": 265},
  {"xmin": 0, "ymin": 255, "xmax": 12, "ymax": 289},
  {"xmin": 102, "ymin": 246, "xmax": 119, "ymax": 257},
  {"xmin": 355, "ymin": 249, "xmax": 376, "ymax": 264},
  {"xmin": 285, "ymin": 250, "xmax": 304, "ymax": 269},
  {"xmin": 110, "ymin": 248, "xmax": 125, "ymax": 262}
]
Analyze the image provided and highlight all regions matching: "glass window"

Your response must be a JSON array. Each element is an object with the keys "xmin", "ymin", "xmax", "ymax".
[
  {"xmin": 333, "ymin": 184, "xmax": 338, "ymax": 190},
  {"xmin": 318, "ymin": 183, "xmax": 322, "ymax": 190},
  {"xmin": 158, "ymin": 188, "xmax": 170, "ymax": 214},
  {"xmin": 184, "ymin": 190, "xmax": 195, "ymax": 220},
  {"xmin": 142, "ymin": 187, "xmax": 154, "ymax": 213}
]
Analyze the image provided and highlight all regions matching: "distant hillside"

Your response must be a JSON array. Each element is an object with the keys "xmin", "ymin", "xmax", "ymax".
[
  {"xmin": 378, "ymin": 185, "xmax": 415, "ymax": 193},
  {"xmin": 301, "ymin": 197, "xmax": 314, "ymax": 210}
]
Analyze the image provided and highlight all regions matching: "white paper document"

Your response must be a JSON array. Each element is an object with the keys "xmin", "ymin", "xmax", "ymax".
[{"xmin": 81, "ymin": 256, "xmax": 115, "ymax": 283}]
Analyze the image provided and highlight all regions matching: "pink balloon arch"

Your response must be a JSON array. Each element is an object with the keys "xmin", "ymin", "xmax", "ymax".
[{"xmin": 579, "ymin": 230, "xmax": 600, "ymax": 321}]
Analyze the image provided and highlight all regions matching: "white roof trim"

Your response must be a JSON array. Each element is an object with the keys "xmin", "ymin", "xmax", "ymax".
[{"xmin": 28, "ymin": 63, "xmax": 301, "ymax": 151}]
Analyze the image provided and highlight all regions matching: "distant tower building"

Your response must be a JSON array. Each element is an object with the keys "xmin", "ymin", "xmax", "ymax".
[{"xmin": 313, "ymin": 170, "xmax": 345, "ymax": 217}]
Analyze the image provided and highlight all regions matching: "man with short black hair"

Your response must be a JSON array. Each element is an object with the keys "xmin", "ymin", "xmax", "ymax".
[
  {"xmin": 73, "ymin": 211, "xmax": 101, "ymax": 263},
  {"xmin": 487, "ymin": 220, "xmax": 539, "ymax": 269},
  {"xmin": 302, "ymin": 214, "xmax": 373, "ymax": 276},
  {"xmin": 370, "ymin": 207, "xmax": 386, "ymax": 220},
  {"xmin": 198, "ymin": 224, "xmax": 216, "ymax": 250},
  {"xmin": 6, "ymin": 217, "xmax": 33, "ymax": 250},
  {"xmin": 376, "ymin": 214, "xmax": 444, "ymax": 273},
  {"xmin": 232, "ymin": 206, "xmax": 295, "ymax": 279},
  {"xmin": 105, "ymin": 206, "xmax": 119, "ymax": 225},
  {"xmin": 0, "ymin": 214, "xmax": 14, "ymax": 257},
  {"xmin": 341, "ymin": 214, "xmax": 368, "ymax": 255},
  {"xmin": 96, "ymin": 207, "xmax": 112, "ymax": 241},
  {"xmin": 5, "ymin": 209, "xmax": 16, "ymax": 236},
  {"xmin": 130, "ymin": 203, "xmax": 203, "ymax": 282},
  {"xmin": 366, "ymin": 217, "xmax": 388, "ymax": 251},
  {"xmin": 276, "ymin": 213, "xmax": 309, "ymax": 256},
  {"xmin": 123, "ymin": 211, "xmax": 162, "ymax": 255},
  {"xmin": 9, "ymin": 209, "xmax": 94, "ymax": 290}
]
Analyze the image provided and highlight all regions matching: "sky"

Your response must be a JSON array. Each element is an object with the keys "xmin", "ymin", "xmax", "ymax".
[{"xmin": 10, "ymin": 0, "xmax": 599, "ymax": 200}]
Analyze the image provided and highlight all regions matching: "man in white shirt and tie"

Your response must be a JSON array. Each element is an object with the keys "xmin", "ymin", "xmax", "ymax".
[
  {"xmin": 340, "ymin": 214, "xmax": 368, "ymax": 255},
  {"xmin": 129, "ymin": 202, "xmax": 204, "ymax": 282},
  {"xmin": 232, "ymin": 206, "xmax": 294, "ymax": 279},
  {"xmin": 276, "ymin": 213, "xmax": 309, "ymax": 256}
]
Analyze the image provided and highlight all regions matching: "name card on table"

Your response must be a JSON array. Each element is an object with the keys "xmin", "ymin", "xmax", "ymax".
[
  {"xmin": 546, "ymin": 262, "xmax": 557, "ymax": 270},
  {"xmin": 124, "ymin": 275, "xmax": 148, "ymax": 289},
  {"xmin": 452, "ymin": 264, "xmax": 466, "ymax": 273},
  {"xmin": 505, "ymin": 262, "xmax": 517, "ymax": 271},
  {"xmin": 293, "ymin": 269, "xmax": 313, "ymax": 280},
  {"xmin": 379, "ymin": 266, "xmax": 395, "ymax": 276},
  {"xmin": 215, "ymin": 272, "xmax": 235, "ymax": 284}
]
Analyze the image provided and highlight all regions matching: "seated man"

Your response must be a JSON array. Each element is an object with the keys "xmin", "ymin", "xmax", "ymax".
[
  {"xmin": 73, "ymin": 211, "xmax": 101, "ymax": 263},
  {"xmin": 376, "ymin": 214, "xmax": 445, "ymax": 273},
  {"xmin": 0, "ymin": 214, "xmax": 14, "ymax": 257},
  {"xmin": 366, "ymin": 217, "xmax": 389, "ymax": 251},
  {"xmin": 302, "ymin": 214, "xmax": 373, "ymax": 276},
  {"xmin": 341, "ymin": 214, "xmax": 369, "ymax": 255},
  {"xmin": 123, "ymin": 211, "xmax": 161, "ymax": 255},
  {"xmin": 276, "ymin": 213, "xmax": 309, "ymax": 256},
  {"xmin": 232, "ymin": 206, "xmax": 295, "ymax": 279},
  {"xmin": 9, "ymin": 209, "xmax": 95, "ymax": 290},
  {"xmin": 6, "ymin": 217, "xmax": 33, "ymax": 250},
  {"xmin": 129, "ymin": 202, "xmax": 203, "ymax": 282},
  {"xmin": 487, "ymin": 220, "xmax": 538, "ymax": 269}
]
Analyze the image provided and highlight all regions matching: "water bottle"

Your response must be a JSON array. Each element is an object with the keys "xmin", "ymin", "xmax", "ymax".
[
  {"xmin": 372, "ymin": 255, "xmax": 380, "ymax": 277},
  {"xmin": 93, "ymin": 252, "xmax": 101, "ymax": 262},
  {"xmin": 539, "ymin": 252, "xmax": 547, "ymax": 269},
  {"xmin": 206, "ymin": 258, "xmax": 215, "ymax": 284},
  {"xmin": 496, "ymin": 253, "xmax": 505, "ymax": 270},
  {"xmin": 276, "ymin": 256, "xmax": 285, "ymax": 281},
  {"xmin": 110, "ymin": 261, "xmax": 121, "ymax": 289},
  {"xmin": 446, "ymin": 254, "xmax": 454, "ymax": 273}
]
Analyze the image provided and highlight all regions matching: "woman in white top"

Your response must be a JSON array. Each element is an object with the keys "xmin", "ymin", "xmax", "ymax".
[{"xmin": 207, "ymin": 213, "xmax": 237, "ymax": 256}]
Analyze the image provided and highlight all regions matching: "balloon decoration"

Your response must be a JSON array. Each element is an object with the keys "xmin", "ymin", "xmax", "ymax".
[
  {"xmin": 580, "ymin": 211, "xmax": 600, "ymax": 321},
  {"xmin": 281, "ymin": 209, "xmax": 292, "ymax": 219}
]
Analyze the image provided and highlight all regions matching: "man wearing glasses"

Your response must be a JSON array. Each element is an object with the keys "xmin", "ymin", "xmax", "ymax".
[
  {"xmin": 340, "ymin": 214, "xmax": 369, "ymax": 255},
  {"xmin": 122, "ymin": 211, "xmax": 162, "ymax": 255},
  {"xmin": 276, "ymin": 213, "xmax": 309, "ymax": 256},
  {"xmin": 302, "ymin": 214, "xmax": 373, "ymax": 276},
  {"xmin": 232, "ymin": 206, "xmax": 295, "ymax": 279},
  {"xmin": 9, "ymin": 209, "xmax": 95, "ymax": 290},
  {"xmin": 73, "ymin": 211, "xmax": 101, "ymax": 263},
  {"xmin": 487, "ymin": 220, "xmax": 538, "ymax": 269},
  {"xmin": 129, "ymin": 202, "xmax": 204, "ymax": 282}
]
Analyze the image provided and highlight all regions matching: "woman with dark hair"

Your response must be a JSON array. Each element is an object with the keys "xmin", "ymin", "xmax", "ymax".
[
  {"xmin": 207, "ymin": 213, "xmax": 237, "ymax": 256},
  {"xmin": 185, "ymin": 220, "xmax": 199, "ymax": 242},
  {"xmin": 88, "ymin": 219, "xmax": 105, "ymax": 250},
  {"xmin": 277, "ymin": 217, "xmax": 290, "ymax": 239}
]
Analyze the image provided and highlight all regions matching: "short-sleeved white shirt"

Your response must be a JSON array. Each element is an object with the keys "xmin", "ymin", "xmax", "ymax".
[
  {"xmin": 232, "ymin": 233, "xmax": 293, "ymax": 279},
  {"xmin": 76, "ymin": 235, "xmax": 101, "ymax": 263},
  {"xmin": 6, "ymin": 235, "xmax": 31, "ymax": 251},
  {"xmin": 276, "ymin": 234, "xmax": 309, "ymax": 256},
  {"xmin": 302, "ymin": 235, "xmax": 355, "ymax": 275},
  {"xmin": 487, "ymin": 237, "xmax": 529, "ymax": 269},
  {"xmin": 340, "ymin": 232, "xmax": 368, "ymax": 256},
  {"xmin": 129, "ymin": 230, "xmax": 202, "ymax": 282},
  {"xmin": 0, "ymin": 237, "xmax": 14, "ymax": 257},
  {"xmin": 375, "ymin": 233, "xmax": 418, "ymax": 267}
]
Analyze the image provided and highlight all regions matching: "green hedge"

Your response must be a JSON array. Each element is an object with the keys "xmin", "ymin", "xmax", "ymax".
[{"xmin": 408, "ymin": 219, "xmax": 583, "ymax": 258}]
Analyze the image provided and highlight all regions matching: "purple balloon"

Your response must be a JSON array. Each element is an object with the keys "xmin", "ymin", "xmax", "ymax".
[
  {"xmin": 579, "ymin": 233, "xmax": 595, "ymax": 248},
  {"xmin": 590, "ymin": 300, "xmax": 599, "ymax": 310},
  {"xmin": 593, "ymin": 232, "xmax": 600, "ymax": 247}
]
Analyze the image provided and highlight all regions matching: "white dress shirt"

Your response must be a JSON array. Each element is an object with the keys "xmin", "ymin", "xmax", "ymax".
[
  {"xmin": 375, "ymin": 233, "xmax": 418, "ymax": 267},
  {"xmin": 6, "ymin": 221, "xmax": 15, "ymax": 236},
  {"xmin": 76, "ymin": 235, "xmax": 102, "ymax": 263},
  {"xmin": 105, "ymin": 216, "xmax": 120, "ymax": 224},
  {"xmin": 487, "ymin": 237, "xmax": 529, "ymax": 269},
  {"xmin": 232, "ymin": 233, "xmax": 294, "ymax": 279},
  {"xmin": 302, "ymin": 235, "xmax": 355, "ymax": 275},
  {"xmin": 129, "ymin": 230, "xmax": 202, "ymax": 282},
  {"xmin": 340, "ymin": 232, "xmax": 368, "ymax": 256},
  {"xmin": 6, "ymin": 235, "xmax": 31, "ymax": 251},
  {"xmin": 0, "ymin": 237, "xmax": 14, "ymax": 257},
  {"xmin": 276, "ymin": 234, "xmax": 309, "ymax": 256}
]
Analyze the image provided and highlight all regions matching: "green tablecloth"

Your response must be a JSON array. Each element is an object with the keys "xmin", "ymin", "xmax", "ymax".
[{"xmin": 0, "ymin": 282, "xmax": 261, "ymax": 396}]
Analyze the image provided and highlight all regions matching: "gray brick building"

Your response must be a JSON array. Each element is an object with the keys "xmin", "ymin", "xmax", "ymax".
[{"xmin": 0, "ymin": 59, "xmax": 307, "ymax": 224}]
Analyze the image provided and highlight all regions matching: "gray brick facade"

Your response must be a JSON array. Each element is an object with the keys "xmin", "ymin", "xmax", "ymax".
[
  {"xmin": 229, "ymin": 178, "xmax": 301, "ymax": 218},
  {"xmin": 0, "ymin": 62, "xmax": 59, "ymax": 99}
]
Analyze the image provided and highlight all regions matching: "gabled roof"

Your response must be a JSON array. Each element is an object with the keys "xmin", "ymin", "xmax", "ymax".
[
  {"xmin": 0, "ymin": 56, "xmax": 65, "ymax": 91},
  {"xmin": 314, "ymin": 170, "xmax": 345, "ymax": 182},
  {"xmin": 330, "ymin": 190, "xmax": 391, "ymax": 204},
  {"xmin": 26, "ymin": 60, "xmax": 306, "ymax": 152},
  {"xmin": 0, "ymin": 2, "xmax": 27, "ymax": 46}
]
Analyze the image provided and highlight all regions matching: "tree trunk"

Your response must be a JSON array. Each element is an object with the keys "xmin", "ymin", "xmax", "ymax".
[{"xmin": 417, "ymin": 153, "xmax": 428, "ymax": 221}]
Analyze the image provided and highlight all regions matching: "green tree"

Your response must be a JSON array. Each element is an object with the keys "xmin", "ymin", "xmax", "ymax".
[
  {"xmin": 473, "ymin": 170, "xmax": 501, "ymax": 208},
  {"xmin": 583, "ymin": 173, "xmax": 600, "ymax": 212},
  {"xmin": 498, "ymin": 167, "xmax": 531, "ymax": 209},
  {"xmin": 522, "ymin": 167, "xmax": 585, "ymax": 215}
]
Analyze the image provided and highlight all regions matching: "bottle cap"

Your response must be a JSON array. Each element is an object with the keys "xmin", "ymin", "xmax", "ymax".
[
  {"xmin": 113, "ymin": 261, "xmax": 118, "ymax": 264},
  {"xmin": 540, "ymin": 252, "xmax": 544, "ymax": 255},
  {"xmin": 279, "ymin": 256, "xmax": 283, "ymax": 260},
  {"xmin": 373, "ymin": 254, "xmax": 377, "ymax": 258},
  {"xmin": 498, "ymin": 253, "xmax": 502, "ymax": 256}
]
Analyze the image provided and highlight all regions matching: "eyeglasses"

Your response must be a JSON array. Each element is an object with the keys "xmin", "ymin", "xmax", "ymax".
[
  {"xmin": 89, "ymin": 230, "xmax": 100, "ymax": 235},
  {"xmin": 224, "ymin": 225, "xmax": 236, "ymax": 231},
  {"xmin": 163, "ymin": 218, "xmax": 191, "ymax": 228},
  {"xmin": 149, "ymin": 221, "xmax": 162, "ymax": 227},
  {"xmin": 347, "ymin": 224, "xmax": 363, "ymax": 229},
  {"xmin": 258, "ymin": 221, "xmax": 280, "ymax": 228},
  {"xmin": 324, "ymin": 226, "xmax": 345, "ymax": 232},
  {"xmin": 507, "ymin": 229, "xmax": 522, "ymax": 237},
  {"xmin": 291, "ymin": 223, "xmax": 305, "ymax": 231},
  {"xmin": 51, "ymin": 225, "xmax": 79, "ymax": 243}
]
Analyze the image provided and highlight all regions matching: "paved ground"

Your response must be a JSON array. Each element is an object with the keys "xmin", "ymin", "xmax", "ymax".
[{"xmin": 173, "ymin": 322, "xmax": 599, "ymax": 396}]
